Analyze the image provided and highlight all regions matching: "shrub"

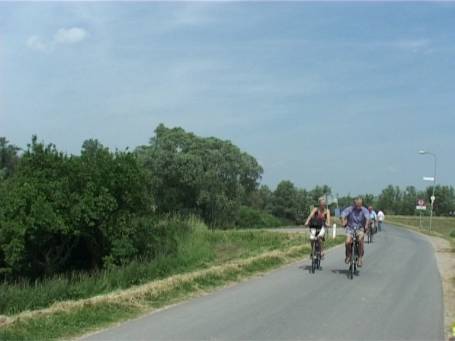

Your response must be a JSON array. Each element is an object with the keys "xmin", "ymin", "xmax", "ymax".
[{"xmin": 236, "ymin": 206, "xmax": 284, "ymax": 229}]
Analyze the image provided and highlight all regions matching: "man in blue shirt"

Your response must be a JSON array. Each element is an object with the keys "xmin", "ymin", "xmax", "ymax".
[{"xmin": 341, "ymin": 197, "xmax": 370, "ymax": 267}]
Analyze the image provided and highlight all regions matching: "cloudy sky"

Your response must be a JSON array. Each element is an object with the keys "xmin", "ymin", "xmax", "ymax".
[{"xmin": 1, "ymin": 2, "xmax": 454, "ymax": 195}]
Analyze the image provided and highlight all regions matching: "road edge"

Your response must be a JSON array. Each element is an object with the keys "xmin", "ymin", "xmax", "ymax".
[{"xmin": 391, "ymin": 222, "xmax": 454, "ymax": 340}]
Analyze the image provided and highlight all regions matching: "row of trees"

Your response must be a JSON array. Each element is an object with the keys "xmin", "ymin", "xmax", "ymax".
[
  {"xmin": 374, "ymin": 185, "xmax": 455, "ymax": 216},
  {"xmin": 245, "ymin": 182, "xmax": 332, "ymax": 223},
  {"xmin": 0, "ymin": 125, "xmax": 453, "ymax": 280}
]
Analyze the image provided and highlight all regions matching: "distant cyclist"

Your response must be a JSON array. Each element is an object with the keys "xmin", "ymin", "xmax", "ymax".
[
  {"xmin": 368, "ymin": 206, "xmax": 378, "ymax": 233},
  {"xmin": 341, "ymin": 197, "xmax": 369, "ymax": 267},
  {"xmin": 305, "ymin": 197, "xmax": 331, "ymax": 258},
  {"xmin": 377, "ymin": 210, "xmax": 385, "ymax": 231}
]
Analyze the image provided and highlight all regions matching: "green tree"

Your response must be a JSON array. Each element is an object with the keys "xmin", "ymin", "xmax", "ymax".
[
  {"xmin": 0, "ymin": 137, "xmax": 155, "ymax": 279},
  {"xmin": 399, "ymin": 186, "xmax": 417, "ymax": 215},
  {"xmin": 377, "ymin": 185, "xmax": 402, "ymax": 214},
  {"xmin": 271, "ymin": 180, "xmax": 298, "ymax": 221},
  {"xmin": 308, "ymin": 185, "xmax": 331, "ymax": 204},
  {"xmin": 427, "ymin": 185, "xmax": 455, "ymax": 216},
  {"xmin": 295, "ymin": 188, "xmax": 311, "ymax": 224},
  {"xmin": 136, "ymin": 124, "xmax": 263, "ymax": 227},
  {"xmin": 0, "ymin": 137, "xmax": 20, "ymax": 179},
  {"xmin": 363, "ymin": 193, "xmax": 376, "ymax": 208},
  {"xmin": 245, "ymin": 185, "xmax": 273, "ymax": 212},
  {"xmin": 338, "ymin": 194, "xmax": 354, "ymax": 210}
]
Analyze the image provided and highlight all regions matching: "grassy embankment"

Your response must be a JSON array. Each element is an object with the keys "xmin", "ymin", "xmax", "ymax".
[
  {"xmin": 0, "ymin": 220, "xmax": 344, "ymax": 341},
  {"xmin": 387, "ymin": 215, "xmax": 455, "ymax": 249}
]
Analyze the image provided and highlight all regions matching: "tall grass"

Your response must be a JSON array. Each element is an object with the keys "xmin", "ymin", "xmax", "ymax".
[{"xmin": 0, "ymin": 220, "xmax": 306, "ymax": 316}]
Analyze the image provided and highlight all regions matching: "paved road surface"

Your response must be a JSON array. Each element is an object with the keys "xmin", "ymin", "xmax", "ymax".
[{"xmin": 83, "ymin": 224, "xmax": 444, "ymax": 341}]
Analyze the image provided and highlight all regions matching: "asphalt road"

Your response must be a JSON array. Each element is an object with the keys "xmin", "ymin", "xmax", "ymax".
[{"xmin": 82, "ymin": 224, "xmax": 444, "ymax": 341}]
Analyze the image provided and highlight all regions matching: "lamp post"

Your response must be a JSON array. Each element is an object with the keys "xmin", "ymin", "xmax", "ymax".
[{"xmin": 418, "ymin": 150, "xmax": 437, "ymax": 231}]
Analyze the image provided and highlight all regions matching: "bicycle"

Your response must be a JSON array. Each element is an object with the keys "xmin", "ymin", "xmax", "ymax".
[
  {"xmin": 372, "ymin": 220, "xmax": 378, "ymax": 234},
  {"xmin": 348, "ymin": 231, "xmax": 360, "ymax": 280},
  {"xmin": 366, "ymin": 221, "xmax": 373, "ymax": 244},
  {"xmin": 310, "ymin": 233, "xmax": 322, "ymax": 273}
]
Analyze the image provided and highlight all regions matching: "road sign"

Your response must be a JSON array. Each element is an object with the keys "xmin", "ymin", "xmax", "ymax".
[
  {"xmin": 423, "ymin": 176, "xmax": 435, "ymax": 182},
  {"xmin": 431, "ymin": 195, "xmax": 436, "ymax": 204},
  {"xmin": 416, "ymin": 199, "xmax": 426, "ymax": 210}
]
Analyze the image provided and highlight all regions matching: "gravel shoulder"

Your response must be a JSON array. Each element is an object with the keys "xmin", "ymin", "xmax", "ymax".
[
  {"xmin": 424, "ymin": 234, "xmax": 454, "ymax": 340},
  {"xmin": 391, "ymin": 223, "xmax": 455, "ymax": 340}
]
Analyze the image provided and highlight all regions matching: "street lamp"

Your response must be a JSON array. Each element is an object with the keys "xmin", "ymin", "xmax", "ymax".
[{"xmin": 418, "ymin": 150, "xmax": 437, "ymax": 231}]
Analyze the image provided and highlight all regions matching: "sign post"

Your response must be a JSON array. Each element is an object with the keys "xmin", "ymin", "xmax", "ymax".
[{"xmin": 416, "ymin": 199, "xmax": 426, "ymax": 229}]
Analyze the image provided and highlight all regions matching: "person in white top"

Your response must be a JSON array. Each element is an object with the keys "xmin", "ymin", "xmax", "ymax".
[{"xmin": 377, "ymin": 210, "xmax": 385, "ymax": 231}]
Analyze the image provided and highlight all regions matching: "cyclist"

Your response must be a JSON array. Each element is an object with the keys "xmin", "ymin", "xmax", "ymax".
[
  {"xmin": 305, "ymin": 197, "xmax": 331, "ymax": 258},
  {"xmin": 368, "ymin": 206, "xmax": 378, "ymax": 234},
  {"xmin": 341, "ymin": 197, "xmax": 369, "ymax": 267},
  {"xmin": 377, "ymin": 209, "xmax": 385, "ymax": 231}
]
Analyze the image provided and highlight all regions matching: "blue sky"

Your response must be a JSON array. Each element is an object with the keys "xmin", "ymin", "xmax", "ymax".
[{"xmin": 1, "ymin": 2, "xmax": 454, "ymax": 195}]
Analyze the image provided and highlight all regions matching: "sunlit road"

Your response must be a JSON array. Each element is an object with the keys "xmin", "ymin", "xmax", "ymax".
[{"xmin": 82, "ymin": 225, "xmax": 444, "ymax": 341}]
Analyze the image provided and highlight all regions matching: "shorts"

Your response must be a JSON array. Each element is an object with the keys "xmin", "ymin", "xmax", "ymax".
[
  {"xmin": 310, "ymin": 227, "xmax": 325, "ymax": 240},
  {"xmin": 346, "ymin": 228, "xmax": 364, "ymax": 240}
]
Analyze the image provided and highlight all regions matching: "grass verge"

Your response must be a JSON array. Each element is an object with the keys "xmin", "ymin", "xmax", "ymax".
[
  {"xmin": 0, "ymin": 231, "xmax": 343, "ymax": 341},
  {"xmin": 387, "ymin": 215, "xmax": 455, "ymax": 249}
]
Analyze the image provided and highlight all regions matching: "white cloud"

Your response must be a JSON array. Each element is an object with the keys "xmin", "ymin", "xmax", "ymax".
[
  {"xmin": 26, "ymin": 27, "xmax": 88, "ymax": 52},
  {"xmin": 26, "ymin": 35, "xmax": 49, "ymax": 52},
  {"xmin": 53, "ymin": 27, "xmax": 88, "ymax": 44}
]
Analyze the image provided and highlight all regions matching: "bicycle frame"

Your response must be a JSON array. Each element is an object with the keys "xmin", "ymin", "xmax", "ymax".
[
  {"xmin": 367, "ymin": 220, "xmax": 376, "ymax": 243},
  {"xmin": 349, "ymin": 232, "xmax": 360, "ymax": 279},
  {"xmin": 311, "ymin": 234, "xmax": 322, "ymax": 273}
]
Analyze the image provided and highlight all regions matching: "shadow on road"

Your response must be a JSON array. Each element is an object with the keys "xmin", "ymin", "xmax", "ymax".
[
  {"xmin": 331, "ymin": 269, "xmax": 358, "ymax": 279},
  {"xmin": 298, "ymin": 264, "xmax": 324, "ymax": 274}
]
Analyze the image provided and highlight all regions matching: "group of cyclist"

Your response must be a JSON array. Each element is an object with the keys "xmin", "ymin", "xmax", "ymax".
[{"xmin": 304, "ymin": 196, "xmax": 385, "ymax": 268}]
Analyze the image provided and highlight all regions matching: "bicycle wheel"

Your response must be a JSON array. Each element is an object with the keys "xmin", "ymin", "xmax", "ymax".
[
  {"xmin": 311, "ymin": 242, "xmax": 315, "ymax": 274},
  {"xmin": 316, "ymin": 240, "xmax": 321, "ymax": 270},
  {"xmin": 349, "ymin": 242, "xmax": 354, "ymax": 280},
  {"xmin": 354, "ymin": 242, "xmax": 359, "ymax": 276}
]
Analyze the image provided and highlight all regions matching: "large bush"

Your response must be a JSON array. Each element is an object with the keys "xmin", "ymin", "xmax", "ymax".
[{"xmin": 0, "ymin": 137, "xmax": 168, "ymax": 279}]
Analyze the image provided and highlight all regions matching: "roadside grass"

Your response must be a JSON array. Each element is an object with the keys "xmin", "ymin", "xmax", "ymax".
[
  {"xmin": 0, "ymin": 231, "xmax": 343, "ymax": 341},
  {"xmin": 387, "ymin": 215, "xmax": 455, "ymax": 249},
  {"xmin": 0, "ymin": 228, "xmax": 306, "ymax": 316}
]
